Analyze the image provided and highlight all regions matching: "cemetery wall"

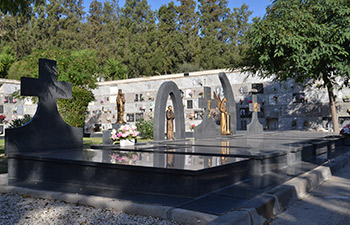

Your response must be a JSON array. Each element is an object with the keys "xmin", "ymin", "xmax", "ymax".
[
  {"xmin": 85, "ymin": 70, "xmax": 350, "ymax": 133},
  {"xmin": 1, "ymin": 68, "xmax": 350, "ymax": 136}
]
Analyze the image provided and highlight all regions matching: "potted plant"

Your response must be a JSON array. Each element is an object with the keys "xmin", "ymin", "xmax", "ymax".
[
  {"xmin": 111, "ymin": 124, "xmax": 139, "ymax": 146},
  {"xmin": 340, "ymin": 124, "xmax": 350, "ymax": 145}
]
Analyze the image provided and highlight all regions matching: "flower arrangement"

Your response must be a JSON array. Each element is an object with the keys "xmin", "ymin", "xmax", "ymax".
[
  {"xmin": 139, "ymin": 106, "xmax": 146, "ymax": 111},
  {"xmin": 12, "ymin": 99, "xmax": 17, "ymax": 103},
  {"xmin": 189, "ymin": 91, "xmax": 193, "ymax": 97},
  {"xmin": 111, "ymin": 124, "xmax": 139, "ymax": 144},
  {"xmin": 100, "ymin": 99, "xmax": 104, "ymax": 104},
  {"xmin": 190, "ymin": 124, "xmax": 196, "ymax": 131},
  {"xmin": 199, "ymin": 91, "xmax": 204, "ymax": 97},
  {"xmin": 3, "ymin": 99, "xmax": 7, "ymax": 103},
  {"xmin": 110, "ymin": 151, "xmax": 138, "ymax": 165},
  {"xmin": 148, "ymin": 96, "xmax": 153, "ymax": 100},
  {"xmin": 340, "ymin": 124, "xmax": 350, "ymax": 138}
]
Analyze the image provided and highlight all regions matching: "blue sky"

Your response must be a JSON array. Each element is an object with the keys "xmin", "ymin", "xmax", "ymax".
[{"xmin": 82, "ymin": 0, "xmax": 272, "ymax": 19}]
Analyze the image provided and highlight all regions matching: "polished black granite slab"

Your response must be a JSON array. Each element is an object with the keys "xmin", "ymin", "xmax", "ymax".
[
  {"xmin": 91, "ymin": 143, "xmax": 286, "ymax": 160},
  {"xmin": 17, "ymin": 148, "xmax": 248, "ymax": 171},
  {"xmin": 8, "ymin": 148, "xmax": 251, "ymax": 198}
]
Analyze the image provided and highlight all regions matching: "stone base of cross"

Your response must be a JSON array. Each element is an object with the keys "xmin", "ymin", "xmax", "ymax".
[
  {"xmin": 194, "ymin": 86, "xmax": 221, "ymax": 139},
  {"xmin": 247, "ymin": 93, "xmax": 263, "ymax": 134}
]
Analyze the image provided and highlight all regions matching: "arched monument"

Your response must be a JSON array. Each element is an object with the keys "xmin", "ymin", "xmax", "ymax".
[{"xmin": 153, "ymin": 81, "xmax": 185, "ymax": 141}]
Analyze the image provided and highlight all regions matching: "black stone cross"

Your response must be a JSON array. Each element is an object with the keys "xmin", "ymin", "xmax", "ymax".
[
  {"xmin": 5, "ymin": 58, "xmax": 83, "ymax": 155},
  {"xmin": 21, "ymin": 59, "xmax": 72, "ymax": 114},
  {"xmin": 198, "ymin": 87, "xmax": 216, "ymax": 119}
]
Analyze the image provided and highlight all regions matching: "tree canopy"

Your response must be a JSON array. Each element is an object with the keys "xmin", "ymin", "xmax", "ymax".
[
  {"xmin": 235, "ymin": 0, "xmax": 350, "ymax": 133},
  {"xmin": 0, "ymin": 0, "xmax": 252, "ymax": 79}
]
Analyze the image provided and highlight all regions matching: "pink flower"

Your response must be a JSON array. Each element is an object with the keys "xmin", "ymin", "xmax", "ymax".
[
  {"xmin": 111, "ymin": 153, "xmax": 117, "ymax": 160},
  {"xmin": 111, "ymin": 134, "xmax": 117, "ymax": 140}
]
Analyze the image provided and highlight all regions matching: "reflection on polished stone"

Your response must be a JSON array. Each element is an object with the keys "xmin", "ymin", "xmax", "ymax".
[{"xmin": 24, "ymin": 149, "xmax": 249, "ymax": 171}]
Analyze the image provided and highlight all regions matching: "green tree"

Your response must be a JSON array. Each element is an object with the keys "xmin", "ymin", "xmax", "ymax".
[
  {"xmin": 119, "ymin": 0, "xmax": 157, "ymax": 77},
  {"xmin": 237, "ymin": 0, "xmax": 350, "ymax": 133},
  {"xmin": 176, "ymin": 0, "xmax": 200, "ymax": 66},
  {"xmin": 0, "ymin": 0, "xmax": 43, "ymax": 16},
  {"xmin": 0, "ymin": 46, "xmax": 16, "ymax": 78},
  {"xmin": 153, "ymin": 2, "xmax": 184, "ymax": 74},
  {"xmin": 103, "ymin": 58, "xmax": 127, "ymax": 80},
  {"xmin": 197, "ymin": 0, "xmax": 232, "ymax": 69},
  {"xmin": 8, "ymin": 48, "xmax": 98, "ymax": 127}
]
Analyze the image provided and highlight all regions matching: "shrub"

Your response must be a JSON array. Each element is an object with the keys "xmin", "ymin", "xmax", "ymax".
[
  {"xmin": 136, "ymin": 119, "xmax": 153, "ymax": 139},
  {"xmin": 8, "ymin": 114, "xmax": 32, "ymax": 128}
]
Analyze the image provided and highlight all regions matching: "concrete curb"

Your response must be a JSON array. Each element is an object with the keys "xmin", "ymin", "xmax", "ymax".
[
  {"xmin": 208, "ymin": 150, "xmax": 350, "ymax": 225},
  {"xmin": 0, "ymin": 176, "xmax": 217, "ymax": 225}
]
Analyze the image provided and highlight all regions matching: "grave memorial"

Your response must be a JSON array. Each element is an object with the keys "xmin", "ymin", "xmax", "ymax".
[
  {"xmin": 247, "ymin": 90, "xmax": 264, "ymax": 134},
  {"xmin": 6, "ymin": 60, "xmax": 347, "ymax": 216},
  {"xmin": 194, "ymin": 72, "xmax": 236, "ymax": 139},
  {"xmin": 5, "ymin": 58, "xmax": 82, "ymax": 154}
]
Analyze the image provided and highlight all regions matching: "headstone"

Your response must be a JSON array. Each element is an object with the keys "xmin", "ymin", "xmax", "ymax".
[
  {"xmin": 218, "ymin": 72, "xmax": 237, "ymax": 134},
  {"xmin": 247, "ymin": 93, "xmax": 263, "ymax": 134},
  {"xmin": 194, "ymin": 87, "xmax": 220, "ymax": 139},
  {"xmin": 194, "ymin": 72, "xmax": 237, "ymax": 139},
  {"xmin": 5, "ymin": 59, "xmax": 83, "ymax": 154},
  {"xmin": 153, "ymin": 81, "xmax": 185, "ymax": 141}
]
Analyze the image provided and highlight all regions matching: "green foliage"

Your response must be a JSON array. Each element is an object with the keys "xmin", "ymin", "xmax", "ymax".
[
  {"xmin": 103, "ymin": 58, "xmax": 128, "ymax": 80},
  {"xmin": 58, "ymin": 86, "xmax": 95, "ymax": 127},
  {"xmin": 239, "ymin": 0, "xmax": 350, "ymax": 85},
  {"xmin": 177, "ymin": 62, "xmax": 203, "ymax": 73},
  {"xmin": 136, "ymin": 119, "xmax": 153, "ymax": 139},
  {"xmin": 8, "ymin": 48, "xmax": 98, "ymax": 127},
  {"xmin": 2, "ymin": 0, "xmax": 253, "ymax": 79},
  {"xmin": 236, "ymin": 0, "xmax": 350, "ymax": 133},
  {"xmin": 8, "ymin": 114, "xmax": 32, "ymax": 128},
  {"xmin": 0, "ymin": 46, "xmax": 16, "ymax": 78}
]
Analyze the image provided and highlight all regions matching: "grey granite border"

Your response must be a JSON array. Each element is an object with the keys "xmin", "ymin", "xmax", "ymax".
[{"xmin": 208, "ymin": 150, "xmax": 350, "ymax": 225}]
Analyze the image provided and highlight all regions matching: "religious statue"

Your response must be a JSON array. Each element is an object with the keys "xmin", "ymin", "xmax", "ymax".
[
  {"xmin": 166, "ymin": 105, "xmax": 175, "ymax": 140},
  {"xmin": 213, "ymin": 92, "xmax": 231, "ymax": 135},
  {"xmin": 254, "ymin": 102, "xmax": 260, "ymax": 112},
  {"xmin": 207, "ymin": 99, "xmax": 212, "ymax": 118},
  {"xmin": 116, "ymin": 89, "xmax": 126, "ymax": 124}
]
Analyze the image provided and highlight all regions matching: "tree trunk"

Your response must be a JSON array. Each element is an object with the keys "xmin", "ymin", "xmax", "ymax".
[{"xmin": 327, "ymin": 85, "xmax": 340, "ymax": 133}]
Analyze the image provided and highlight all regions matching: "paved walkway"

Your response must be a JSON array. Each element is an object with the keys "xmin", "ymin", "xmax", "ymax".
[{"xmin": 270, "ymin": 161, "xmax": 350, "ymax": 225}]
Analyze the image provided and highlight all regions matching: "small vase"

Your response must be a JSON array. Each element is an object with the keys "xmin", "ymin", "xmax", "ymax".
[{"xmin": 120, "ymin": 139, "xmax": 135, "ymax": 147}]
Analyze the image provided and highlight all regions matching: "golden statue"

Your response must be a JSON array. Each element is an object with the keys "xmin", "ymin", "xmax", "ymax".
[
  {"xmin": 207, "ymin": 99, "xmax": 212, "ymax": 118},
  {"xmin": 254, "ymin": 102, "xmax": 260, "ymax": 112},
  {"xmin": 166, "ymin": 105, "xmax": 175, "ymax": 140},
  {"xmin": 116, "ymin": 89, "xmax": 126, "ymax": 124},
  {"xmin": 214, "ymin": 92, "xmax": 231, "ymax": 135}
]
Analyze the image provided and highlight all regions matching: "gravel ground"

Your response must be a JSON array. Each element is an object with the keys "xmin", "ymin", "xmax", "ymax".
[{"xmin": 0, "ymin": 192, "xmax": 181, "ymax": 225}]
